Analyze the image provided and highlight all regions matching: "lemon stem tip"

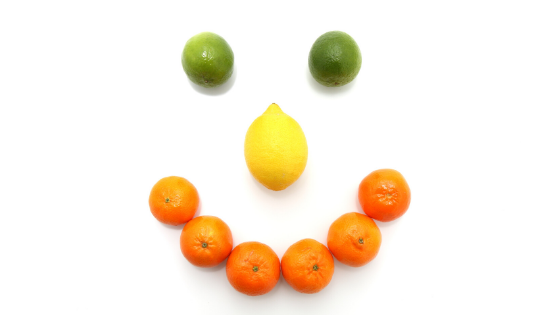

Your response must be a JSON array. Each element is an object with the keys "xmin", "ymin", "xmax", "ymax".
[{"xmin": 264, "ymin": 103, "xmax": 283, "ymax": 115}]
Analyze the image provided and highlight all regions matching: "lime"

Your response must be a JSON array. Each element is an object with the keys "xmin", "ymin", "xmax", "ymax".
[
  {"xmin": 308, "ymin": 31, "xmax": 362, "ymax": 87},
  {"xmin": 181, "ymin": 32, "xmax": 234, "ymax": 88}
]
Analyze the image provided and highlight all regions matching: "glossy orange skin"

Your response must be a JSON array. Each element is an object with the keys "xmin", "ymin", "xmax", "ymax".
[
  {"xmin": 281, "ymin": 239, "xmax": 334, "ymax": 294},
  {"xmin": 327, "ymin": 212, "xmax": 382, "ymax": 267},
  {"xmin": 180, "ymin": 216, "xmax": 233, "ymax": 268},
  {"xmin": 358, "ymin": 169, "xmax": 411, "ymax": 222},
  {"xmin": 226, "ymin": 242, "xmax": 280, "ymax": 296},
  {"xmin": 148, "ymin": 176, "xmax": 199, "ymax": 225}
]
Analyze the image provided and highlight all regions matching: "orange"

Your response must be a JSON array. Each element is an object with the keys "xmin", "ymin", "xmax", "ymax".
[
  {"xmin": 180, "ymin": 216, "xmax": 233, "ymax": 268},
  {"xmin": 148, "ymin": 176, "xmax": 199, "ymax": 225},
  {"xmin": 327, "ymin": 212, "xmax": 382, "ymax": 267},
  {"xmin": 281, "ymin": 238, "xmax": 334, "ymax": 294},
  {"xmin": 226, "ymin": 242, "xmax": 280, "ymax": 296},
  {"xmin": 358, "ymin": 169, "xmax": 411, "ymax": 222}
]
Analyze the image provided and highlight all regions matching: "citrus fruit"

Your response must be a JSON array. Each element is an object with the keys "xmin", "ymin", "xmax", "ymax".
[
  {"xmin": 244, "ymin": 103, "xmax": 308, "ymax": 191},
  {"xmin": 181, "ymin": 32, "xmax": 234, "ymax": 88},
  {"xmin": 327, "ymin": 212, "xmax": 382, "ymax": 267},
  {"xmin": 226, "ymin": 241, "xmax": 280, "ymax": 296},
  {"xmin": 308, "ymin": 31, "xmax": 362, "ymax": 87},
  {"xmin": 358, "ymin": 169, "xmax": 411, "ymax": 222},
  {"xmin": 148, "ymin": 176, "xmax": 199, "ymax": 225},
  {"xmin": 180, "ymin": 216, "xmax": 233, "ymax": 268},
  {"xmin": 281, "ymin": 239, "xmax": 335, "ymax": 294}
]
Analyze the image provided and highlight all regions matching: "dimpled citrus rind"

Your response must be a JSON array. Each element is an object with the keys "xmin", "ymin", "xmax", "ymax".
[
  {"xmin": 281, "ymin": 239, "xmax": 335, "ymax": 294},
  {"xmin": 244, "ymin": 104, "xmax": 308, "ymax": 191},
  {"xmin": 226, "ymin": 242, "xmax": 281, "ymax": 296},
  {"xmin": 327, "ymin": 212, "xmax": 382, "ymax": 267},
  {"xmin": 308, "ymin": 31, "xmax": 362, "ymax": 87},
  {"xmin": 181, "ymin": 32, "xmax": 234, "ymax": 88}
]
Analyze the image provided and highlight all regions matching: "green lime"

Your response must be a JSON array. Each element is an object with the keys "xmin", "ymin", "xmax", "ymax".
[
  {"xmin": 181, "ymin": 32, "xmax": 234, "ymax": 88},
  {"xmin": 308, "ymin": 31, "xmax": 362, "ymax": 87}
]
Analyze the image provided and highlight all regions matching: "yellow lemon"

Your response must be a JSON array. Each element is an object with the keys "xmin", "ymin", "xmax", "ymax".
[{"xmin": 244, "ymin": 104, "xmax": 308, "ymax": 191}]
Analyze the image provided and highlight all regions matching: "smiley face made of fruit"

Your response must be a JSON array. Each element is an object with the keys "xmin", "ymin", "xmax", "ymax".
[
  {"xmin": 148, "ymin": 103, "xmax": 412, "ymax": 296},
  {"xmin": 149, "ymin": 28, "xmax": 408, "ymax": 297}
]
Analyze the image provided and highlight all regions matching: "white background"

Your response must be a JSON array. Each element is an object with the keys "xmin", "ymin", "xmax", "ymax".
[{"xmin": 1, "ymin": 0, "xmax": 559, "ymax": 314}]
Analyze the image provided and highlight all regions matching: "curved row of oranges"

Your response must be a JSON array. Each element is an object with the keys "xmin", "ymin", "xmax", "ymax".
[{"xmin": 149, "ymin": 169, "xmax": 411, "ymax": 295}]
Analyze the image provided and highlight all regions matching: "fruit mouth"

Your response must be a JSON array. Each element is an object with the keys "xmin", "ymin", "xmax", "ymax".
[
  {"xmin": 165, "ymin": 197, "xmax": 170, "ymax": 203},
  {"xmin": 313, "ymin": 264, "xmax": 319, "ymax": 271},
  {"xmin": 252, "ymin": 266, "xmax": 259, "ymax": 272},
  {"xmin": 202, "ymin": 242, "xmax": 208, "ymax": 248},
  {"xmin": 359, "ymin": 238, "xmax": 364, "ymax": 244}
]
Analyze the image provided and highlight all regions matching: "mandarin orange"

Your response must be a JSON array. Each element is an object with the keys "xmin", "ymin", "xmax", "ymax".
[
  {"xmin": 281, "ymin": 238, "xmax": 334, "ymax": 294},
  {"xmin": 358, "ymin": 169, "xmax": 411, "ymax": 222},
  {"xmin": 327, "ymin": 212, "xmax": 381, "ymax": 267},
  {"xmin": 226, "ymin": 242, "xmax": 280, "ymax": 296},
  {"xmin": 149, "ymin": 176, "xmax": 199, "ymax": 225},
  {"xmin": 180, "ymin": 216, "xmax": 233, "ymax": 268}
]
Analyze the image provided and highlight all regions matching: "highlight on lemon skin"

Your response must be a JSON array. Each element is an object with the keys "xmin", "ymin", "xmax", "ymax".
[{"xmin": 244, "ymin": 103, "xmax": 308, "ymax": 191}]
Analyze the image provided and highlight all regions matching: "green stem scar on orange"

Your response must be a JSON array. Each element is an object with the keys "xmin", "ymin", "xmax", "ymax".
[
  {"xmin": 202, "ymin": 242, "xmax": 208, "ymax": 248},
  {"xmin": 359, "ymin": 238, "xmax": 364, "ymax": 244},
  {"xmin": 313, "ymin": 264, "xmax": 319, "ymax": 271},
  {"xmin": 253, "ymin": 266, "xmax": 259, "ymax": 272},
  {"xmin": 165, "ymin": 197, "xmax": 170, "ymax": 203}
]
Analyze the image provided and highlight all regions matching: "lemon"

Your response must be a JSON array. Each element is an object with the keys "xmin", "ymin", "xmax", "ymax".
[{"xmin": 244, "ymin": 104, "xmax": 308, "ymax": 191}]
